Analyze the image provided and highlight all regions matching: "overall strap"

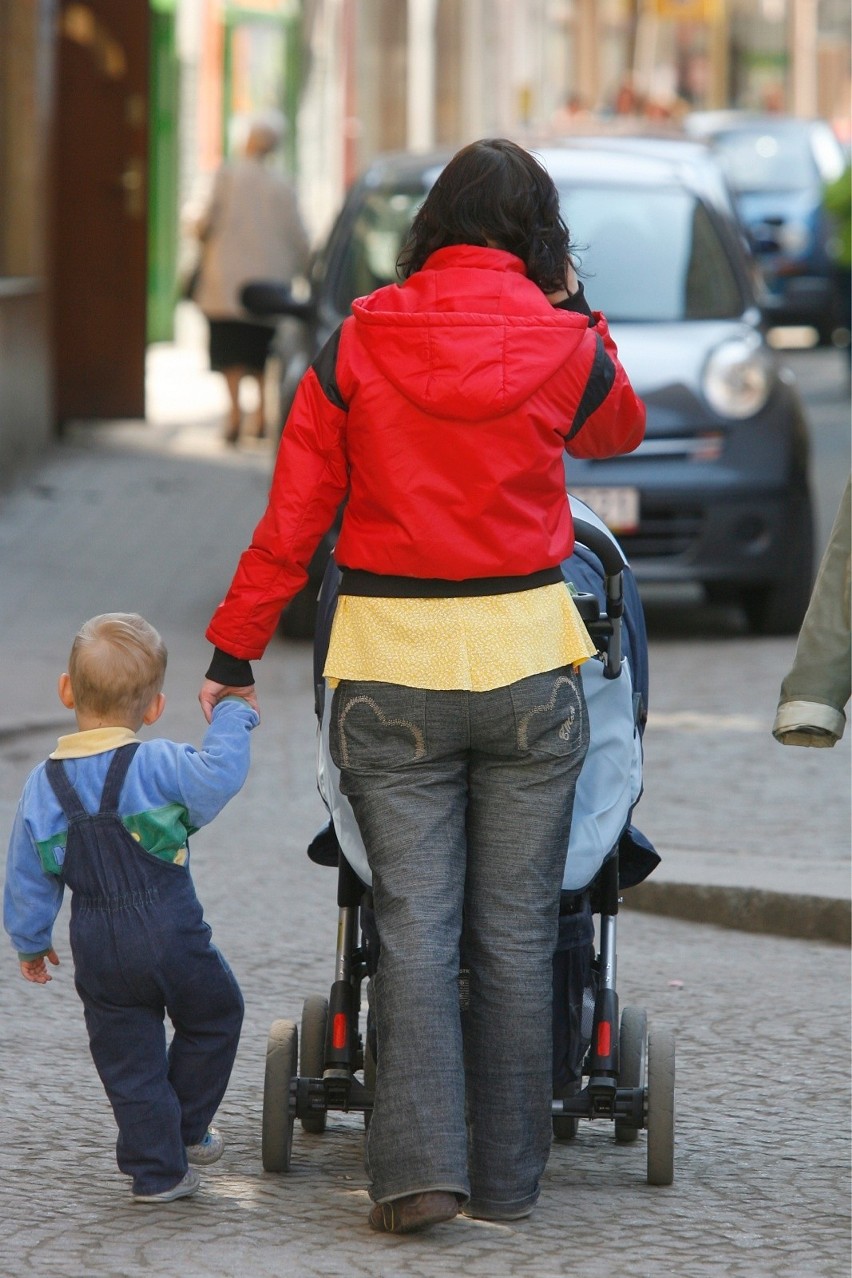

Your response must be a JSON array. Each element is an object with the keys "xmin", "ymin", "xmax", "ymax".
[
  {"xmin": 44, "ymin": 758, "xmax": 87, "ymax": 821},
  {"xmin": 99, "ymin": 741, "xmax": 142, "ymax": 813},
  {"xmin": 43, "ymin": 741, "xmax": 142, "ymax": 820}
]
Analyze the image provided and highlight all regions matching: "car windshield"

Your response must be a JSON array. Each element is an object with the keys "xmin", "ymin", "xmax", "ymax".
[
  {"xmin": 708, "ymin": 126, "xmax": 815, "ymax": 193},
  {"xmin": 331, "ymin": 178, "xmax": 743, "ymax": 323}
]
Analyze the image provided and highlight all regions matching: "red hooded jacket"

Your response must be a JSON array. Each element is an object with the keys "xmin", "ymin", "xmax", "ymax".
[{"xmin": 207, "ymin": 246, "xmax": 645, "ymax": 660}]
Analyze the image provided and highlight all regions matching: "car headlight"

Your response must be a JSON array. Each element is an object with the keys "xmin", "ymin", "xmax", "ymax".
[{"xmin": 702, "ymin": 335, "xmax": 773, "ymax": 419}]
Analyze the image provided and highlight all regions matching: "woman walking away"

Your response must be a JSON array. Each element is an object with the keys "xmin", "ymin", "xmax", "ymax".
[
  {"xmin": 199, "ymin": 138, "xmax": 646, "ymax": 1232},
  {"xmin": 191, "ymin": 111, "xmax": 310, "ymax": 444}
]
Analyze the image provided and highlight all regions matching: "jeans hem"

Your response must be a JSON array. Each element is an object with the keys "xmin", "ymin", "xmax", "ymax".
[
  {"xmin": 370, "ymin": 1183, "xmax": 470, "ymax": 1206},
  {"xmin": 461, "ymin": 1191, "xmax": 539, "ymax": 1221}
]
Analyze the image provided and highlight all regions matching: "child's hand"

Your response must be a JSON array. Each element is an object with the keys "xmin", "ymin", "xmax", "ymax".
[
  {"xmin": 20, "ymin": 948, "xmax": 60, "ymax": 984},
  {"xmin": 199, "ymin": 679, "xmax": 260, "ymax": 724}
]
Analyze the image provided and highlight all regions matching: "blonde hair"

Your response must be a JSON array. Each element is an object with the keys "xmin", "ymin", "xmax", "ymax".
[{"xmin": 68, "ymin": 613, "xmax": 167, "ymax": 723}]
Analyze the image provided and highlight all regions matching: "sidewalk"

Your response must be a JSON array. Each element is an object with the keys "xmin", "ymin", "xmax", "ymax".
[{"xmin": 0, "ymin": 318, "xmax": 849, "ymax": 945}]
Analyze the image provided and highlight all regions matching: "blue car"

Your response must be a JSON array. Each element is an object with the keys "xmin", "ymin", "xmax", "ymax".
[{"xmin": 685, "ymin": 112, "xmax": 848, "ymax": 342}]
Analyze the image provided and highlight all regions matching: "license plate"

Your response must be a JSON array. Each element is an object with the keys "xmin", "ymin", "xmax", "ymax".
[{"xmin": 570, "ymin": 486, "xmax": 640, "ymax": 534}]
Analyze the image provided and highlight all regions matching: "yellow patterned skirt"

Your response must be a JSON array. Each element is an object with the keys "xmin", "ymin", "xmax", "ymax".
[{"xmin": 323, "ymin": 583, "xmax": 597, "ymax": 692}]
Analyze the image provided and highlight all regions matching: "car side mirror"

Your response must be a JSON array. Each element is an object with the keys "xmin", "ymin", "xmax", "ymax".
[{"xmin": 241, "ymin": 280, "xmax": 315, "ymax": 321}]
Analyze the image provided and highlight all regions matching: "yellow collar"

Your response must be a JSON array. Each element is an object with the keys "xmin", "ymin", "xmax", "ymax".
[{"xmin": 50, "ymin": 727, "xmax": 140, "ymax": 760}]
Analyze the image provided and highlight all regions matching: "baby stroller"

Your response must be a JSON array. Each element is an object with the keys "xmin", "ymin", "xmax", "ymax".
[{"xmin": 261, "ymin": 498, "xmax": 676, "ymax": 1187}]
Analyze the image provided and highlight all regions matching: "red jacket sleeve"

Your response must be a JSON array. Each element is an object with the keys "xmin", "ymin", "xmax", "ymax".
[
  {"xmin": 565, "ymin": 313, "xmax": 645, "ymax": 459},
  {"xmin": 205, "ymin": 366, "xmax": 349, "ymax": 659}
]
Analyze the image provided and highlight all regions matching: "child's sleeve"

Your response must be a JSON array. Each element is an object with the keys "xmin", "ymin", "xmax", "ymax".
[
  {"xmin": 162, "ymin": 697, "xmax": 260, "ymax": 831},
  {"xmin": 3, "ymin": 804, "xmax": 65, "ymax": 960}
]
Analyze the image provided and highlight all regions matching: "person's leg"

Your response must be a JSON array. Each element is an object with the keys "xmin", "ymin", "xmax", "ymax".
[
  {"xmin": 222, "ymin": 366, "xmax": 244, "ymax": 442},
  {"xmin": 246, "ymin": 370, "xmax": 267, "ymax": 438},
  {"xmin": 462, "ymin": 666, "xmax": 589, "ymax": 1219},
  {"xmin": 164, "ymin": 939, "xmax": 245, "ymax": 1147},
  {"xmin": 78, "ymin": 982, "xmax": 187, "ymax": 1196},
  {"xmin": 330, "ymin": 680, "xmax": 470, "ymax": 1210}
]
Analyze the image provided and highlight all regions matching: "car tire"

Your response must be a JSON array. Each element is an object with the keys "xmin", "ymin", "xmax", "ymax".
[{"xmin": 741, "ymin": 489, "xmax": 815, "ymax": 636}]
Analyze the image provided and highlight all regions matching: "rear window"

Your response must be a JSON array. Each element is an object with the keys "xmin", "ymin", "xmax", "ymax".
[
  {"xmin": 559, "ymin": 183, "xmax": 744, "ymax": 321},
  {"xmin": 330, "ymin": 186, "xmax": 426, "ymax": 313},
  {"xmin": 330, "ymin": 176, "xmax": 744, "ymax": 323}
]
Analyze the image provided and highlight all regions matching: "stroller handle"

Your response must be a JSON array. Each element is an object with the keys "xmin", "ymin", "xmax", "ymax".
[
  {"xmin": 571, "ymin": 516, "xmax": 627, "ymax": 678},
  {"xmin": 571, "ymin": 518, "xmax": 629, "ymax": 577}
]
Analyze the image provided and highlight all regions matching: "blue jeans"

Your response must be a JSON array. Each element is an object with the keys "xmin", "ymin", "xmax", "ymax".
[{"xmin": 330, "ymin": 666, "xmax": 589, "ymax": 1217}]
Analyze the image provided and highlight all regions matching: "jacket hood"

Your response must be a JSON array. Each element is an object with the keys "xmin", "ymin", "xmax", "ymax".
[{"xmin": 350, "ymin": 246, "xmax": 590, "ymax": 420}]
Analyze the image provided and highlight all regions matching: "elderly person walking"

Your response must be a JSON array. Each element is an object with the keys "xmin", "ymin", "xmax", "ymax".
[{"xmin": 192, "ymin": 111, "xmax": 310, "ymax": 444}]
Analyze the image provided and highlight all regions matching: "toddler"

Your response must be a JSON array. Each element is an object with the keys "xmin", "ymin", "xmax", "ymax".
[{"xmin": 4, "ymin": 613, "xmax": 258, "ymax": 1202}]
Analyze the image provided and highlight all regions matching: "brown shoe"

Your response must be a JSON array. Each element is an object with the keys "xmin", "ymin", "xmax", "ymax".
[{"xmin": 368, "ymin": 1191, "xmax": 460, "ymax": 1234}]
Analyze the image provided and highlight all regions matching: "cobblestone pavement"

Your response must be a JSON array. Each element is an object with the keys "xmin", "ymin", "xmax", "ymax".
[
  {"xmin": 1, "ymin": 791, "xmax": 849, "ymax": 1278},
  {"xmin": 0, "ymin": 338, "xmax": 849, "ymax": 1277}
]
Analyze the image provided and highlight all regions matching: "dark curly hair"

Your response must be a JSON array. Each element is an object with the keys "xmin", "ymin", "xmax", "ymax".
[{"xmin": 397, "ymin": 138, "xmax": 572, "ymax": 293}]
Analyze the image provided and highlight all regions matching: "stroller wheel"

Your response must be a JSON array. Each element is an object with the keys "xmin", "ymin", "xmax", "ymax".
[
  {"xmin": 646, "ymin": 1026, "xmax": 676, "ymax": 1186},
  {"xmin": 552, "ymin": 1081, "xmax": 579, "ymax": 1141},
  {"xmin": 300, "ymin": 996, "xmax": 329, "ymax": 1135},
  {"xmin": 363, "ymin": 1034, "xmax": 376, "ymax": 1131},
  {"xmin": 262, "ymin": 1019, "xmax": 298, "ymax": 1172},
  {"xmin": 615, "ymin": 1006, "xmax": 647, "ymax": 1144}
]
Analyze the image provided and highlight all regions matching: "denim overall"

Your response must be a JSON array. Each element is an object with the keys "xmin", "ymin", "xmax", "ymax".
[{"xmin": 45, "ymin": 744, "xmax": 244, "ymax": 1196}]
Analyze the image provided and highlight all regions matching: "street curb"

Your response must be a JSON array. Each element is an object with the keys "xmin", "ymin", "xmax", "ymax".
[{"xmin": 624, "ymin": 880, "xmax": 851, "ymax": 946}]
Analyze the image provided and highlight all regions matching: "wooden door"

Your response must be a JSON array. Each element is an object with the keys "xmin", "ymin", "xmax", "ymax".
[{"xmin": 51, "ymin": 0, "xmax": 150, "ymax": 424}]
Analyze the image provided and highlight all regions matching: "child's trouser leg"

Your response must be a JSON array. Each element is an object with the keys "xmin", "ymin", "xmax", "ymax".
[
  {"xmin": 164, "ymin": 940, "xmax": 245, "ymax": 1146},
  {"xmin": 79, "ymin": 989, "xmax": 187, "ymax": 1196}
]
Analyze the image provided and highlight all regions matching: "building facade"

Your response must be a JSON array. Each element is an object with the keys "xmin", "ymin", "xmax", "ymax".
[{"xmin": 1, "ymin": 0, "xmax": 849, "ymax": 487}]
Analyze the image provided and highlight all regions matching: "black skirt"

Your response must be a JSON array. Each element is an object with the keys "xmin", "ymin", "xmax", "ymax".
[{"xmin": 208, "ymin": 319, "xmax": 275, "ymax": 373}]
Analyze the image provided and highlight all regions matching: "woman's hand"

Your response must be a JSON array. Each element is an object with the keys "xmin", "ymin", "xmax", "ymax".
[{"xmin": 199, "ymin": 679, "xmax": 260, "ymax": 724}]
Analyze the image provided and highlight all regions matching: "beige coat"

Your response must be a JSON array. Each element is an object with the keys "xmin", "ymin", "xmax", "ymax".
[{"xmin": 194, "ymin": 157, "xmax": 310, "ymax": 322}]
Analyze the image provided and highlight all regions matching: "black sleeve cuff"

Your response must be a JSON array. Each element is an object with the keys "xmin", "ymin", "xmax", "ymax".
[
  {"xmin": 553, "ymin": 280, "xmax": 594, "ymax": 320},
  {"xmin": 205, "ymin": 647, "xmax": 255, "ymax": 687}
]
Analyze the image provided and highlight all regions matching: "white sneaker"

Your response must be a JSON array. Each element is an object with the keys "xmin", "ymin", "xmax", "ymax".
[
  {"xmin": 186, "ymin": 1126, "xmax": 224, "ymax": 1166},
  {"xmin": 132, "ymin": 1167, "xmax": 201, "ymax": 1204}
]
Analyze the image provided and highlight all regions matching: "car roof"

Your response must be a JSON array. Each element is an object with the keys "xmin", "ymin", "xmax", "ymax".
[
  {"xmin": 357, "ymin": 134, "xmax": 736, "ymax": 217},
  {"xmin": 685, "ymin": 110, "xmax": 822, "ymax": 136}
]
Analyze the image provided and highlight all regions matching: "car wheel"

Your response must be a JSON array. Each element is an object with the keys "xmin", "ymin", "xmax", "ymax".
[{"xmin": 741, "ymin": 490, "xmax": 815, "ymax": 636}]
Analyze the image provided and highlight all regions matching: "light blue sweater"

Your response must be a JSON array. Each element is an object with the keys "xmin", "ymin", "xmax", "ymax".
[{"xmin": 4, "ymin": 698, "xmax": 259, "ymax": 959}]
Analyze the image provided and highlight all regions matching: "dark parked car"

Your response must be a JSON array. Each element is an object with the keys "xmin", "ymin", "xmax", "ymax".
[
  {"xmin": 245, "ymin": 137, "xmax": 814, "ymax": 637},
  {"xmin": 684, "ymin": 112, "xmax": 848, "ymax": 342}
]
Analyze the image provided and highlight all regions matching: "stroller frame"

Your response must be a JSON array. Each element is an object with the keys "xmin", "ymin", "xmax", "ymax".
[{"xmin": 262, "ymin": 518, "xmax": 675, "ymax": 1187}]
